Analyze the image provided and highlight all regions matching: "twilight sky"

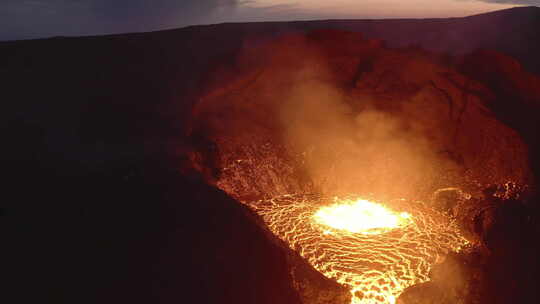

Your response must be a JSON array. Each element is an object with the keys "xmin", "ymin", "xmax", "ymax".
[{"xmin": 0, "ymin": 0, "xmax": 538, "ymax": 41}]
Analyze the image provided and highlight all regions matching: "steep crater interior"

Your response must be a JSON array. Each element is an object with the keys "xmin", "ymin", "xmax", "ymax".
[{"xmin": 188, "ymin": 30, "xmax": 536, "ymax": 304}]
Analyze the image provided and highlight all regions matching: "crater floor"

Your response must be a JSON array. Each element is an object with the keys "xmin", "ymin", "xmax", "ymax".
[{"xmin": 246, "ymin": 194, "xmax": 469, "ymax": 304}]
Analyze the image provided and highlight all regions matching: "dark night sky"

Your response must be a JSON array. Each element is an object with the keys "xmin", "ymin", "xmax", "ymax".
[{"xmin": 0, "ymin": 0, "xmax": 538, "ymax": 41}]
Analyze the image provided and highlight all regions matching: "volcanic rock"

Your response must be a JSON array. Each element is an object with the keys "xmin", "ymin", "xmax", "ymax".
[
  {"xmin": 287, "ymin": 251, "xmax": 352, "ymax": 304},
  {"xmin": 429, "ymin": 184, "xmax": 540, "ymax": 304},
  {"xmin": 6, "ymin": 161, "xmax": 314, "ymax": 304},
  {"xmin": 459, "ymin": 50, "xmax": 540, "ymax": 110},
  {"xmin": 446, "ymin": 182, "xmax": 531, "ymax": 247},
  {"xmin": 192, "ymin": 29, "xmax": 531, "ymax": 200},
  {"xmin": 431, "ymin": 187, "xmax": 470, "ymax": 215},
  {"xmin": 459, "ymin": 50, "xmax": 540, "ymax": 180},
  {"xmin": 397, "ymin": 251, "xmax": 483, "ymax": 304},
  {"xmin": 397, "ymin": 282, "xmax": 455, "ymax": 304}
]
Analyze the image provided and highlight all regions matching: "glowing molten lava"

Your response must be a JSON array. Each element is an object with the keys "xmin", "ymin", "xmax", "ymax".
[
  {"xmin": 247, "ymin": 194, "xmax": 468, "ymax": 304},
  {"xmin": 314, "ymin": 198, "xmax": 411, "ymax": 235}
]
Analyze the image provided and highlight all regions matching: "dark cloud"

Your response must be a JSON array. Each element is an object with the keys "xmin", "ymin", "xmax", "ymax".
[
  {"xmin": 0, "ymin": 0, "xmax": 241, "ymax": 40},
  {"xmin": 474, "ymin": 0, "xmax": 540, "ymax": 4}
]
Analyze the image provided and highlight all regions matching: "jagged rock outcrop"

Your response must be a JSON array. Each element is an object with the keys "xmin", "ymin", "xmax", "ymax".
[
  {"xmin": 400, "ymin": 183, "xmax": 539, "ymax": 304},
  {"xmin": 397, "ymin": 251, "xmax": 481, "ymax": 304},
  {"xmin": 459, "ymin": 50, "xmax": 540, "ymax": 110},
  {"xmin": 458, "ymin": 50, "xmax": 540, "ymax": 182},
  {"xmin": 288, "ymin": 251, "xmax": 352, "ymax": 304},
  {"xmin": 242, "ymin": 190, "xmax": 352, "ymax": 304}
]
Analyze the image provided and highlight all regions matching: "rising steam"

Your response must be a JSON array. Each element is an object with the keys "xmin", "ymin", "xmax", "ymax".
[{"xmin": 278, "ymin": 51, "xmax": 456, "ymax": 200}]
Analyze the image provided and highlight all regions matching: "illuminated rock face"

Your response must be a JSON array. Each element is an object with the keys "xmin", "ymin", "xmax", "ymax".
[
  {"xmin": 246, "ymin": 195, "xmax": 468, "ymax": 304},
  {"xmin": 192, "ymin": 30, "xmax": 532, "ymax": 202}
]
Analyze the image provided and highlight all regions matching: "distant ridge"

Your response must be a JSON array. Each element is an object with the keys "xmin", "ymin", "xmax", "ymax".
[
  {"xmin": 465, "ymin": 5, "xmax": 540, "ymax": 17},
  {"xmin": 4, "ymin": 6, "xmax": 539, "ymax": 72}
]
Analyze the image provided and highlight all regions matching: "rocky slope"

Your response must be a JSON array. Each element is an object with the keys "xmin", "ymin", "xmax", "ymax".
[{"xmin": 192, "ymin": 29, "xmax": 532, "ymax": 201}]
